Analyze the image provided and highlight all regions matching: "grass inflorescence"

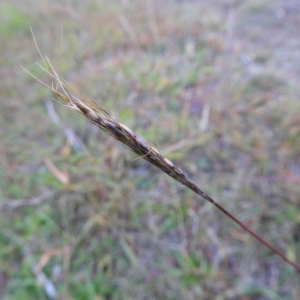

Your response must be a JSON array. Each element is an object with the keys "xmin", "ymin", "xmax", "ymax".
[
  {"xmin": 24, "ymin": 33, "xmax": 300, "ymax": 274},
  {"xmin": 2, "ymin": 1, "xmax": 300, "ymax": 298}
]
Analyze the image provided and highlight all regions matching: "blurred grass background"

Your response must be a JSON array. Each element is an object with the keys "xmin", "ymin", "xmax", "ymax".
[{"xmin": 1, "ymin": 0, "xmax": 300, "ymax": 299}]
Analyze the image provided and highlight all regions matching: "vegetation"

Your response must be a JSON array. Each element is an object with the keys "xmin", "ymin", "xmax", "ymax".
[{"xmin": 1, "ymin": 0, "xmax": 300, "ymax": 299}]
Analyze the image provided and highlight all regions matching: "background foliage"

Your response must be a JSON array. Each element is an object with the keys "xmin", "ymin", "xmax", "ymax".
[{"xmin": 1, "ymin": 0, "xmax": 300, "ymax": 299}]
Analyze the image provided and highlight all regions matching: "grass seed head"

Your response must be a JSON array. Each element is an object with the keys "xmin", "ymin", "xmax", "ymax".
[{"xmin": 25, "ymin": 38, "xmax": 300, "ymax": 273}]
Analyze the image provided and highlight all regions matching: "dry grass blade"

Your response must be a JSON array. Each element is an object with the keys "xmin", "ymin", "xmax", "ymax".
[{"xmin": 24, "ymin": 46, "xmax": 300, "ymax": 273}]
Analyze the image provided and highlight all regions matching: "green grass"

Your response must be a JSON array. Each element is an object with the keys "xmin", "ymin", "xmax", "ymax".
[{"xmin": 1, "ymin": 0, "xmax": 300, "ymax": 299}]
